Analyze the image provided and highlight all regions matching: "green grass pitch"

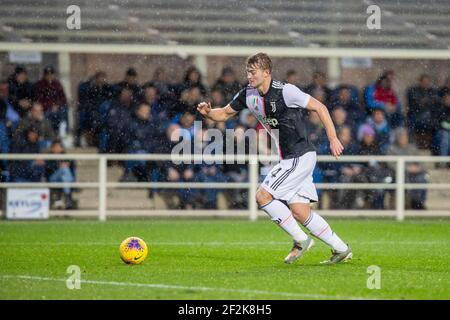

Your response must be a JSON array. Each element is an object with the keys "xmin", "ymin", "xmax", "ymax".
[{"xmin": 0, "ymin": 218, "xmax": 449, "ymax": 300}]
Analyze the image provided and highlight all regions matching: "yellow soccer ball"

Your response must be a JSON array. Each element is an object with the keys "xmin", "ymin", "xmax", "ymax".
[{"xmin": 119, "ymin": 237, "xmax": 148, "ymax": 265}]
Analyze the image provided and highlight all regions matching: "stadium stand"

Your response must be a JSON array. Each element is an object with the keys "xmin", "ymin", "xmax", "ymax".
[{"xmin": 0, "ymin": 0, "xmax": 449, "ymax": 48}]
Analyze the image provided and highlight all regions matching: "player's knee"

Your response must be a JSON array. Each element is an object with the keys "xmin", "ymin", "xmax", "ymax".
[
  {"xmin": 290, "ymin": 208, "xmax": 302, "ymax": 221},
  {"xmin": 256, "ymin": 188, "xmax": 273, "ymax": 207},
  {"xmin": 290, "ymin": 204, "xmax": 310, "ymax": 224}
]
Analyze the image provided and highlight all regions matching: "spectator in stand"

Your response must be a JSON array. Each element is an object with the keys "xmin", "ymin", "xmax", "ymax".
[
  {"xmin": 8, "ymin": 65, "xmax": 33, "ymax": 118},
  {"xmin": 176, "ymin": 110, "xmax": 196, "ymax": 141},
  {"xmin": 178, "ymin": 66, "xmax": 208, "ymax": 98},
  {"xmin": 14, "ymin": 102, "xmax": 56, "ymax": 150},
  {"xmin": 365, "ymin": 72, "xmax": 403, "ymax": 129},
  {"xmin": 331, "ymin": 85, "xmax": 365, "ymax": 126},
  {"xmin": 359, "ymin": 124, "xmax": 380, "ymax": 155},
  {"xmin": 76, "ymin": 71, "xmax": 112, "ymax": 147},
  {"xmin": 360, "ymin": 109, "xmax": 391, "ymax": 154},
  {"xmin": 178, "ymin": 165, "xmax": 200, "ymax": 209},
  {"xmin": 309, "ymin": 87, "xmax": 327, "ymax": 105},
  {"xmin": 210, "ymin": 87, "xmax": 226, "ymax": 107},
  {"xmin": 335, "ymin": 126, "xmax": 362, "ymax": 208},
  {"xmin": 331, "ymin": 83, "xmax": 360, "ymax": 103},
  {"xmin": 150, "ymin": 67, "xmax": 180, "ymax": 118},
  {"xmin": 156, "ymin": 111, "xmax": 198, "ymax": 206},
  {"xmin": 45, "ymin": 140, "xmax": 77, "ymax": 209},
  {"xmin": 0, "ymin": 100, "xmax": 10, "ymax": 182},
  {"xmin": 141, "ymin": 82, "xmax": 168, "ymax": 126},
  {"xmin": 131, "ymin": 107, "xmax": 157, "ymax": 152},
  {"xmin": 195, "ymin": 163, "xmax": 227, "ymax": 209},
  {"xmin": 285, "ymin": 69, "xmax": 301, "ymax": 88},
  {"xmin": 358, "ymin": 124, "xmax": 393, "ymax": 209},
  {"xmin": 9, "ymin": 126, "xmax": 45, "ymax": 182},
  {"xmin": 438, "ymin": 77, "xmax": 450, "ymax": 98},
  {"xmin": 129, "ymin": 97, "xmax": 166, "ymax": 192},
  {"xmin": 104, "ymin": 86, "xmax": 134, "ymax": 153},
  {"xmin": 177, "ymin": 86, "xmax": 204, "ymax": 118},
  {"xmin": 32, "ymin": 66, "xmax": 68, "ymax": 137},
  {"xmin": 321, "ymin": 126, "xmax": 362, "ymax": 209},
  {"xmin": 407, "ymin": 74, "xmax": 440, "ymax": 149},
  {"xmin": 239, "ymin": 109, "xmax": 258, "ymax": 129},
  {"xmin": 122, "ymin": 102, "xmax": 157, "ymax": 183},
  {"xmin": 152, "ymin": 123, "xmax": 181, "ymax": 196},
  {"xmin": 175, "ymin": 112, "xmax": 206, "ymax": 208},
  {"xmin": 203, "ymin": 116, "xmax": 226, "ymax": 136},
  {"xmin": 0, "ymin": 146, "xmax": 8, "ymax": 182},
  {"xmin": 387, "ymin": 128, "xmax": 428, "ymax": 209},
  {"xmin": 209, "ymin": 87, "xmax": 239, "ymax": 129},
  {"xmin": 212, "ymin": 67, "xmax": 242, "ymax": 102},
  {"xmin": 184, "ymin": 126, "xmax": 227, "ymax": 209},
  {"xmin": 154, "ymin": 123, "xmax": 180, "ymax": 155},
  {"xmin": 317, "ymin": 108, "xmax": 350, "ymax": 206},
  {"xmin": 223, "ymin": 124, "xmax": 249, "ymax": 209},
  {"xmin": 305, "ymin": 111, "xmax": 327, "ymax": 203},
  {"xmin": 304, "ymin": 71, "xmax": 332, "ymax": 105},
  {"xmin": 155, "ymin": 123, "xmax": 199, "ymax": 209},
  {"xmin": 306, "ymin": 111, "xmax": 326, "ymax": 151},
  {"xmin": 151, "ymin": 67, "xmax": 170, "ymax": 97},
  {"xmin": 0, "ymin": 80, "xmax": 20, "ymax": 131},
  {"xmin": 331, "ymin": 106, "xmax": 349, "ymax": 133},
  {"xmin": 435, "ymin": 93, "xmax": 450, "ymax": 157},
  {"xmin": 0, "ymin": 96, "xmax": 6, "ymax": 122},
  {"xmin": 113, "ymin": 68, "xmax": 143, "ymax": 103},
  {"xmin": 187, "ymin": 86, "xmax": 204, "ymax": 108}
]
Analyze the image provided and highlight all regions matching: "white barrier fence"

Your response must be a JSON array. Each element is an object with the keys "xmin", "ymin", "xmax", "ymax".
[{"xmin": 1, "ymin": 154, "xmax": 449, "ymax": 221}]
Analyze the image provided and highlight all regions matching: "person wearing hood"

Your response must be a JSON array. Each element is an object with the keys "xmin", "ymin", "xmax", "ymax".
[
  {"xmin": 9, "ymin": 125, "xmax": 45, "ymax": 182},
  {"xmin": 8, "ymin": 65, "xmax": 33, "ymax": 118},
  {"xmin": 361, "ymin": 109, "xmax": 391, "ymax": 154}
]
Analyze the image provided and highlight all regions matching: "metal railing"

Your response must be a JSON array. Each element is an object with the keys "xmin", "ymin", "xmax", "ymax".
[
  {"xmin": 1, "ymin": 154, "xmax": 449, "ymax": 221},
  {"xmin": 2, "ymin": 43, "xmax": 450, "ymax": 59}
]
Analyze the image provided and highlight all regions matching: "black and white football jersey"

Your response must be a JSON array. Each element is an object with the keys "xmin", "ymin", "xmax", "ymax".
[{"xmin": 230, "ymin": 79, "xmax": 316, "ymax": 159}]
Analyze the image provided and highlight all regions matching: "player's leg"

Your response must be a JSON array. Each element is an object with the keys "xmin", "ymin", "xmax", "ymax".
[
  {"xmin": 256, "ymin": 187, "xmax": 314, "ymax": 264},
  {"xmin": 259, "ymin": 156, "xmax": 321, "ymax": 263},
  {"xmin": 289, "ymin": 201, "xmax": 352, "ymax": 263},
  {"xmin": 256, "ymin": 187, "xmax": 308, "ymax": 243}
]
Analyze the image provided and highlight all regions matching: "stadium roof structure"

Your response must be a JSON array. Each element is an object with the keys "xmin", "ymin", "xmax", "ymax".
[{"xmin": 0, "ymin": 0, "xmax": 449, "ymax": 58}]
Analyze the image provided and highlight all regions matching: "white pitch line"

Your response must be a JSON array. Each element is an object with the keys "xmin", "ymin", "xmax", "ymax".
[
  {"xmin": 0, "ymin": 241, "xmax": 447, "ymax": 246},
  {"xmin": 0, "ymin": 274, "xmax": 375, "ymax": 300}
]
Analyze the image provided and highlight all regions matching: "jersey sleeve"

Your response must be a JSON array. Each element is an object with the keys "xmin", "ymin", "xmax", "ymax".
[
  {"xmin": 282, "ymin": 83, "xmax": 311, "ymax": 109},
  {"xmin": 229, "ymin": 88, "xmax": 247, "ymax": 112}
]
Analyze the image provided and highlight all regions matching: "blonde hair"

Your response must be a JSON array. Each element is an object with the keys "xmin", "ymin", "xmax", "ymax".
[{"xmin": 246, "ymin": 53, "xmax": 272, "ymax": 73}]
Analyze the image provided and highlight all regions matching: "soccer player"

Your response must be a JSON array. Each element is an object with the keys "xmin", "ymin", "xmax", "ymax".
[{"xmin": 197, "ymin": 53, "xmax": 352, "ymax": 264}]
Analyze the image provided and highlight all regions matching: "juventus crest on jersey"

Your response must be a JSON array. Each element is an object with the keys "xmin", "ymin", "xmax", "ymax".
[{"xmin": 230, "ymin": 79, "xmax": 316, "ymax": 159}]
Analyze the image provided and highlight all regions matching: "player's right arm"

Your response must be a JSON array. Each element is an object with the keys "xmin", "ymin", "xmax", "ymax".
[
  {"xmin": 196, "ymin": 102, "xmax": 238, "ymax": 122},
  {"xmin": 197, "ymin": 87, "xmax": 246, "ymax": 122}
]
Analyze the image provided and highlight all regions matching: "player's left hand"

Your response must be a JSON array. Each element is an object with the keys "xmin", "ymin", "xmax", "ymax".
[{"xmin": 330, "ymin": 137, "xmax": 344, "ymax": 160}]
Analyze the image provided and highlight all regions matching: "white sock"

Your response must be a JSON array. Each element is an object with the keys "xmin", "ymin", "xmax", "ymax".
[
  {"xmin": 261, "ymin": 200, "xmax": 308, "ymax": 242},
  {"xmin": 303, "ymin": 212, "xmax": 348, "ymax": 252}
]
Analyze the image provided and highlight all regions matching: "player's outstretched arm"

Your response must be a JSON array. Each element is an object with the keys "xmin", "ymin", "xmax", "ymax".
[
  {"xmin": 197, "ymin": 102, "xmax": 238, "ymax": 122},
  {"xmin": 306, "ymin": 97, "xmax": 344, "ymax": 159}
]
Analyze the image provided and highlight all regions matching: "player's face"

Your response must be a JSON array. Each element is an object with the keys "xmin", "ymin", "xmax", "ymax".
[{"xmin": 246, "ymin": 65, "xmax": 269, "ymax": 88}]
